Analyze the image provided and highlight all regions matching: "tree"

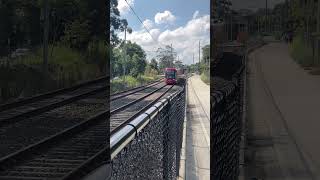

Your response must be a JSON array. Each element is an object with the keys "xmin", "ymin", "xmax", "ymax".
[
  {"xmin": 110, "ymin": 0, "xmax": 128, "ymax": 46},
  {"xmin": 216, "ymin": 0, "xmax": 232, "ymax": 20},
  {"xmin": 150, "ymin": 58, "xmax": 158, "ymax": 71},
  {"xmin": 131, "ymin": 53, "xmax": 146, "ymax": 77},
  {"xmin": 111, "ymin": 48, "xmax": 124, "ymax": 77},
  {"xmin": 174, "ymin": 60, "xmax": 183, "ymax": 69},
  {"xmin": 0, "ymin": 1, "xmax": 15, "ymax": 56},
  {"xmin": 156, "ymin": 45, "xmax": 177, "ymax": 71},
  {"xmin": 201, "ymin": 45, "xmax": 210, "ymax": 63},
  {"xmin": 112, "ymin": 41, "xmax": 147, "ymax": 78},
  {"xmin": 62, "ymin": 19, "xmax": 90, "ymax": 50}
]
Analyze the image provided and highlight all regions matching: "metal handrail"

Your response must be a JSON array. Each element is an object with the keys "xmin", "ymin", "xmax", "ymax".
[{"xmin": 110, "ymin": 89, "xmax": 182, "ymax": 160}]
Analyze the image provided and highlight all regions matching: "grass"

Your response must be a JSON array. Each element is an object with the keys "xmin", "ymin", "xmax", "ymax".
[
  {"xmin": 111, "ymin": 75, "xmax": 158, "ymax": 94},
  {"xmin": 0, "ymin": 42, "xmax": 106, "ymax": 103},
  {"xmin": 9, "ymin": 43, "xmax": 105, "ymax": 86}
]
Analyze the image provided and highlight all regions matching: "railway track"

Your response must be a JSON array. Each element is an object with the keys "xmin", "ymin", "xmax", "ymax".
[
  {"xmin": 0, "ymin": 79, "xmax": 162, "ymax": 158},
  {"xmin": 110, "ymin": 83, "xmax": 179, "ymax": 134},
  {"xmin": 0, "ymin": 77, "xmax": 107, "ymax": 112},
  {"xmin": 0, "ymin": 78, "xmax": 162, "ymax": 126},
  {"xmin": 0, "ymin": 82, "xmax": 178, "ymax": 180},
  {"xmin": 0, "ymin": 77, "xmax": 107, "ymax": 126}
]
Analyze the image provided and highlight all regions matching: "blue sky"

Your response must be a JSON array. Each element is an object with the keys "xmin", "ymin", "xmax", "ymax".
[{"xmin": 117, "ymin": 0, "xmax": 210, "ymax": 65}]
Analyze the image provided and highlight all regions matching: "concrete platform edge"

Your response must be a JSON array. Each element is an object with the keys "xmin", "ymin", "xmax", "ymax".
[
  {"xmin": 239, "ymin": 42, "xmax": 266, "ymax": 180},
  {"xmin": 177, "ymin": 79, "xmax": 188, "ymax": 180}
]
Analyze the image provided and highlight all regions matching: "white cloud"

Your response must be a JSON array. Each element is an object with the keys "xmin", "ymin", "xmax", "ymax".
[
  {"xmin": 119, "ymin": 15, "xmax": 209, "ymax": 65},
  {"xmin": 142, "ymin": 19, "xmax": 154, "ymax": 29},
  {"xmin": 154, "ymin": 10, "xmax": 176, "ymax": 24},
  {"xmin": 157, "ymin": 15, "xmax": 210, "ymax": 64},
  {"xmin": 192, "ymin": 10, "xmax": 199, "ymax": 19},
  {"xmin": 117, "ymin": 0, "xmax": 134, "ymax": 15}
]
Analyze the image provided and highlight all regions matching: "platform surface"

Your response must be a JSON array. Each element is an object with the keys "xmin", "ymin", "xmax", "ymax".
[{"xmin": 185, "ymin": 75, "xmax": 210, "ymax": 180}]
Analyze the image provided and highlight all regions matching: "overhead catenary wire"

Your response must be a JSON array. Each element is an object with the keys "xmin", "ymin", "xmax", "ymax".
[
  {"xmin": 124, "ymin": 0, "xmax": 167, "ymax": 48},
  {"xmin": 123, "ymin": 0, "xmax": 189, "ymax": 65}
]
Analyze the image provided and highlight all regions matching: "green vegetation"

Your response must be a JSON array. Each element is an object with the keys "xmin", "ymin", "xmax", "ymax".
[
  {"xmin": 156, "ymin": 45, "xmax": 177, "ymax": 70},
  {"xmin": 273, "ymin": 31, "xmax": 282, "ymax": 40},
  {"xmin": 187, "ymin": 63, "xmax": 200, "ymax": 74},
  {"xmin": 110, "ymin": 2, "xmax": 184, "ymax": 91},
  {"xmin": 0, "ymin": 0, "xmax": 106, "ymax": 103},
  {"xmin": 289, "ymin": 32, "xmax": 313, "ymax": 67},
  {"xmin": 111, "ymin": 75, "xmax": 158, "ymax": 94},
  {"xmin": 200, "ymin": 45, "xmax": 210, "ymax": 84},
  {"xmin": 20, "ymin": 44, "xmax": 103, "ymax": 83},
  {"xmin": 111, "ymin": 41, "xmax": 148, "ymax": 78},
  {"xmin": 200, "ymin": 72, "xmax": 210, "ymax": 85}
]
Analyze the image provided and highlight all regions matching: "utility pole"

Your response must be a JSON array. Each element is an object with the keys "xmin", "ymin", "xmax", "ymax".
[
  {"xmin": 230, "ymin": 11, "xmax": 233, "ymax": 41},
  {"xmin": 198, "ymin": 40, "xmax": 200, "ymax": 73},
  {"xmin": 286, "ymin": 0, "xmax": 288, "ymax": 31},
  {"xmin": 193, "ymin": 53, "xmax": 195, "ymax": 64},
  {"xmin": 258, "ymin": 16, "xmax": 260, "ymax": 34},
  {"xmin": 43, "ymin": 0, "xmax": 49, "ymax": 74},
  {"xmin": 265, "ymin": 0, "xmax": 268, "ymax": 33},
  {"xmin": 171, "ymin": 43, "xmax": 173, "ymax": 67},
  {"xmin": 123, "ymin": 25, "xmax": 127, "ymax": 80},
  {"xmin": 317, "ymin": 0, "xmax": 320, "ymax": 64}
]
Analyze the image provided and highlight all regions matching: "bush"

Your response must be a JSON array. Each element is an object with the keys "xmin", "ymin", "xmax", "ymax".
[
  {"xmin": 16, "ymin": 44, "xmax": 101, "ymax": 86},
  {"xmin": 273, "ymin": 31, "xmax": 282, "ymax": 40},
  {"xmin": 87, "ymin": 40, "xmax": 108, "ymax": 73},
  {"xmin": 111, "ymin": 75, "xmax": 157, "ymax": 93},
  {"xmin": 200, "ymin": 71, "xmax": 210, "ymax": 85},
  {"xmin": 289, "ymin": 33, "xmax": 314, "ymax": 67},
  {"xmin": 144, "ymin": 65, "xmax": 158, "ymax": 79}
]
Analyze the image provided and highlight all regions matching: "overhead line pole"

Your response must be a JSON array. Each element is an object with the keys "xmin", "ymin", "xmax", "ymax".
[
  {"xmin": 199, "ymin": 40, "xmax": 201, "ymax": 73},
  {"xmin": 123, "ymin": 26, "xmax": 127, "ymax": 81},
  {"xmin": 317, "ymin": 0, "xmax": 320, "ymax": 64},
  {"xmin": 43, "ymin": 0, "xmax": 49, "ymax": 74},
  {"xmin": 193, "ymin": 53, "xmax": 194, "ymax": 64},
  {"xmin": 171, "ymin": 43, "xmax": 173, "ymax": 67},
  {"xmin": 265, "ymin": 0, "xmax": 268, "ymax": 33},
  {"xmin": 231, "ymin": 10, "xmax": 233, "ymax": 41}
]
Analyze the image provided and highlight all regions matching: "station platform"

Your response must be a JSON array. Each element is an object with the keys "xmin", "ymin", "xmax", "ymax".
[{"xmin": 179, "ymin": 75, "xmax": 210, "ymax": 180}]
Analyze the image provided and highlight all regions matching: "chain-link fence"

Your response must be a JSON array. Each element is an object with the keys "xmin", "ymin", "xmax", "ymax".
[
  {"xmin": 211, "ymin": 48, "xmax": 245, "ymax": 179},
  {"xmin": 110, "ymin": 85, "xmax": 186, "ymax": 180}
]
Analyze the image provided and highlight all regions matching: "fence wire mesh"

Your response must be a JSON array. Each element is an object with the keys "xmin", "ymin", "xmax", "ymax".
[
  {"xmin": 211, "ymin": 50, "xmax": 245, "ymax": 180},
  {"xmin": 111, "ymin": 87, "xmax": 185, "ymax": 180}
]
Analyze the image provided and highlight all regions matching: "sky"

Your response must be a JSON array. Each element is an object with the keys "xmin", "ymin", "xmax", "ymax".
[{"xmin": 116, "ymin": 0, "xmax": 210, "ymax": 65}]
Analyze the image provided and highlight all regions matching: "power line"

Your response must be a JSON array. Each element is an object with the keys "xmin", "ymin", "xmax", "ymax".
[{"xmin": 124, "ymin": 0, "xmax": 166, "ymax": 47}]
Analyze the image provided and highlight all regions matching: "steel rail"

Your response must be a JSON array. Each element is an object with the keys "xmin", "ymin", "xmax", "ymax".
[
  {"xmin": 0, "ymin": 76, "xmax": 107, "ymax": 112},
  {"xmin": 111, "ymin": 85, "xmax": 173, "ymax": 135},
  {"xmin": 0, "ymin": 79, "xmax": 163, "ymax": 127},
  {"xmin": 110, "ymin": 88, "xmax": 182, "ymax": 159},
  {"xmin": 0, "ymin": 83, "xmax": 166, "ymax": 159},
  {"xmin": 111, "ymin": 80, "xmax": 163, "ymax": 101},
  {"xmin": 63, "ymin": 86, "xmax": 176, "ymax": 179},
  {"xmin": 0, "ymin": 83, "xmax": 173, "ymax": 180},
  {"xmin": 0, "ymin": 83, "xmax": 166, "ymax": 164},
  {"xmin": 0, "ymin": 110, "xmax": 107, "ymax": 168},
  {"xmin": 110, "ymin": 78, "xmax": 163, "ymax": 97},
  {"xmin": 0, "ymin": 85, "xmax": 108, "ymax": 127},
  {"xmin": 110, "ymin": 83, "xmax": 167, "ymax": 115}
]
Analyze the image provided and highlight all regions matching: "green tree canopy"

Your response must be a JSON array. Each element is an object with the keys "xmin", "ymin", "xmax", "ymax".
[
  {"xmin": 150, "ymin": 58, "xmax": 158, "ymax": 71},
  {"xmin": 156, "ymin": 45, "xmax": 177, "ymax": 71},
  {"xmin": 112, "ymin": 41, "xmax": 147, "ymax": 78}
]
